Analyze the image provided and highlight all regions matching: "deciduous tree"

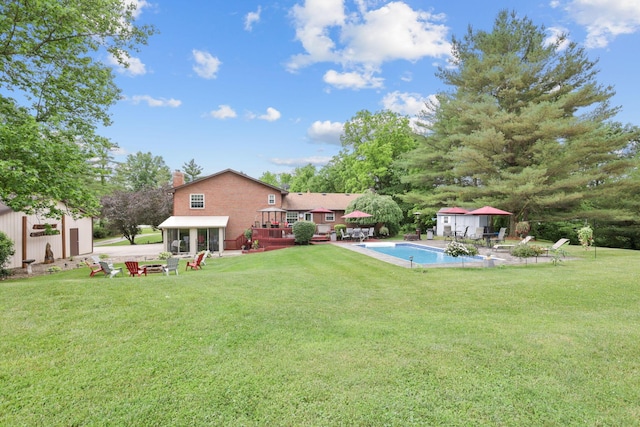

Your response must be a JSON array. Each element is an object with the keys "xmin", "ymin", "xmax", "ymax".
[
  {"xmin": 114, "ymin": 152, "xmax": 171, "ymax": 191},
  {"xmin": 337, "ymin": 110, "xmax": 418, "ymax": 194},
  {"xmin": 0, "ymin": 0, "xmax": 153, "ymax": 216},
  {"xmin": 101, "ymin": 186, "xmax": 172, "ymax": 244}
]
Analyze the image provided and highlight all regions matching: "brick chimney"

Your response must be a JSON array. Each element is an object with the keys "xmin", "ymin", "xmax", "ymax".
[{"xmin": 172, "ymin": 170, "xmax": 185, "ymax": 187}]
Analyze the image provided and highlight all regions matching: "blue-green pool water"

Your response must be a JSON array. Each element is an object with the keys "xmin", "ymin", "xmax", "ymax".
[{"xmin": 357, "ymin": 242, "xmax": 483, "ymax": 265}]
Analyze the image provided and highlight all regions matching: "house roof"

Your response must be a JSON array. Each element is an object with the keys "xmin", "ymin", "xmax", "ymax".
[
  {"xmin": 282, "ymin": 192, "xmax": 362, "ymax": 211},
  {"xmin": 158, "ymin": 216, "xmax": 229, "ymax": 229},
  {"xmin": 171, "ymin": 168, "xmax": 287, "ymax": 194},
  {"xmin": 0, "ymin": 202, "xmax": 13, "ymax": 216}
]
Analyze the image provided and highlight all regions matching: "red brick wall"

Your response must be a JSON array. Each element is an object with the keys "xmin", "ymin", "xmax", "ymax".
[{"xmin": 173, "ymin": 171, "xmax": 284, "ymax": 240}]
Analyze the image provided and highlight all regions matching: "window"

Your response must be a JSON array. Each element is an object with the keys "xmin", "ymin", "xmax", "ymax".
[
  {"xmin": 268, "ymin": 194, "xmax": 276, "ymax": 205},
  {"xmin": 443, "ymin": 216, "xmax": 450, "ymax": 224},
  {"xmin": 286, "ymin": 212, "xmax": 298, "ymax": 224},
  {"xmin": 325, "ymin": 213, "xmax": 335, "ymax": 222},
  {"xmin": 190, "ymin": 194, "xmax": 204, "ymax": 209}
]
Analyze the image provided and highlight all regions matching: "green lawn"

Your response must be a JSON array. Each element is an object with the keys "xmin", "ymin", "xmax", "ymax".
[
  {"xmin": 1, "ymin": 245, "xmax": 639, "ymax": 425},
  {"xmin": 97, "ymin": 226, "xmax": 162, "ymax": 246}
]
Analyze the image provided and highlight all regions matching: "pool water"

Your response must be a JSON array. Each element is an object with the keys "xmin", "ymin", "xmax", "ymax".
[{"xmin": 357, "ymin": 242, "xmax": 483, "ymax": 265}]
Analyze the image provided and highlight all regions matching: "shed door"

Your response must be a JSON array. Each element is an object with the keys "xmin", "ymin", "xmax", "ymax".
[{"xmin": 70, "ymin": 228, "xmax": 79, "ymax": 256}]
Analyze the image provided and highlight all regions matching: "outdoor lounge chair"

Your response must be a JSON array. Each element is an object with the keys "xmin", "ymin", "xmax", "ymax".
[
  {"xmin": 84, "ymin": 259, "xmax": 103, "ymax": 277},
  {"xmin": 542, "ymin": 238, "xmax": 570, "ymax": 256},
  {"xmin": 493, "ymin": 235, "xmax": 534, "ymax": 251},
  {"xmin": 163, "ymin": 257, "xmax": 180, "ymax": 276},
  {"xmin": 200, "ymin": 250, "xmax": 211, "ymax": 266},
  {"xmin": 443, "ymin": 225, "xmax": 453, "ymax": 240},
  {"xmin": 99, "ymin": 261, "xmax": 123, "ymax": 278},
  {"xmin": 125, "ymin": 261, "xmax": 147, "ymax": 277},
  {"xmin": 470, "ymin": 227, "xmax": 485, "ymax": 244},
  {"xmin": 490, "ymin": 227, "xmax": 507, "ymax": 246},
  {"xmin": 340, "ymin": 229, "xmax": 351, "ymax": 240},
  {"xmin": 186, "ymin": 252, "xmax": 204, "ymax": 271}
]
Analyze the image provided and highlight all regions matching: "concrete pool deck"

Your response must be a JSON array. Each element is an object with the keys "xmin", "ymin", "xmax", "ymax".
[{"xmin": 333, "ymin": 238, "xmax": 564, "ymax": 268}]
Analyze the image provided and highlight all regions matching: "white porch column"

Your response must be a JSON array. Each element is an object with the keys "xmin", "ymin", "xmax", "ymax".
[
  {"xmin": 189, "ymin": 228, "xmax": 198, "ymax": 255},
  {"xmin": 218, "ymin": 228, "xmax": 225, "ymax": 256}
]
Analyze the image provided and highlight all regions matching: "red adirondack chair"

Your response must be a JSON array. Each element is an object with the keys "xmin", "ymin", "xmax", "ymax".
[
  {"xmin": 186, "ymin": 252, "xmax": 204, "ymax": 271},
  {"xmin": 125, "ymin": 261, "xmax": 147, "ymax": 277},
  {"xmin": 84, "ymin": 259, "xmax": 103, "ymax": 277}
]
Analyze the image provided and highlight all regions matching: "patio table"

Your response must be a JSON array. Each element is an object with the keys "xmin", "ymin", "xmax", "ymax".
[{"xmin": 483, "ymin": 232, "xmax": 498, "ymax": 247}]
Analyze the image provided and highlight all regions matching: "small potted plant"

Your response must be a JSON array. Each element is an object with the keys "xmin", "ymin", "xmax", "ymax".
[{"xmin": 577, "ymin": 226, "xmax": 593, "ymax": 250}]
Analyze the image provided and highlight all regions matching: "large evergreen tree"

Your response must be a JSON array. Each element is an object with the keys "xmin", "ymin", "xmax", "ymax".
[
  {"xmin": 401, "ymin": 10, "xmax": 638, "ymax": 233},
  {"xmin": 182, "ymin": 159, "xmax": 203, "ymax": 183}
]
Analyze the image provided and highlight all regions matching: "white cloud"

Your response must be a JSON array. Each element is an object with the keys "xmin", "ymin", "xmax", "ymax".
[
  {"xmin": 545, "ymin": 26, "xmax": 571, "ymax": 50},
  {"xmin": 288, "ymin": 0, "xmax": 345, "ymax": 71},
  {"xmin": 208, "ymin": 105, "xmax": 237, "ymax": 119},
  {"xmin": 342, "ymin": 3, "xmax": 451, "ymax": 64},
  {"xmin": 287, "ymin": 0, "xmax": 451, "ymax": 89},
  {"xmin": 129, "ymin": 95, "xmax": 181, "ymax": 107},
  {"xmin": 245, "ymin": 6, "xmax": 262, "ymax": 31},
  {"xmin": 258, "ymin": 107, "xmax": 282, "ymax": 121},
  {"xmin": 107, "ymin": 53, "xmax": 147, "ymax": 76},
  {"xmin": 307, "ymin": 120, "xmax": 344, "ymax": 144},
  {"xmin": 381, "ymin": 91, "xmax": 432, "ymax": 116},
  {"xmin": 192, "ymin": 49, "xmax": 222, "ymax": 79},
  {"xmin": 323, "ymin": 69, "xmax": 383, "ymax": 89},
  {"xmin": 270, "ymin": 156, "xmax": 333, "ymax": 167},
  {"xmin": 562, "ymin": 0, "xmax": 640, "ymax": 48}
]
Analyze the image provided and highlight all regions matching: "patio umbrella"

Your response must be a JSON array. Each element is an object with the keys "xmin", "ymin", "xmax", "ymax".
[
  {"xmin": 467, "ymin": 206, "xmax": 512, "ymax": 233},
  {"xmin": 467, "ymin": 206, "xmax": 512, "ymax": 216},
  {"xmin": 341, "ymin": 210, "xmax": 373, "ymax": 219}
]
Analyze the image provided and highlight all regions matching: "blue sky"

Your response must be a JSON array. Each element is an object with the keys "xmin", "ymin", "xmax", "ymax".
[{"xmin": 101, "ymin": 0, "xmax": 640, "ymax": 179}]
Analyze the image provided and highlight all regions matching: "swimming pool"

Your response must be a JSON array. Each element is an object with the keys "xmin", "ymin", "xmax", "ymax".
[{"xmin": 356, "ymin": 242, "xmax": 484, "ymax": 266}]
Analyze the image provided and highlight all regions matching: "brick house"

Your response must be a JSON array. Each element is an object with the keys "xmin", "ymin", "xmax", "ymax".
[{"xmin": 158, "ymin": 169, "xmax": 362, "ymax": 254}]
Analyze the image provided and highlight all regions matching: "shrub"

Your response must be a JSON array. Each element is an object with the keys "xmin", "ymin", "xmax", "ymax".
[
  {"xmin": 93, "ymin": 227, "xmax": 108, "ymax": 239},
  {"xmin": 0, "ymin": 231, "xmax": 15, "ymax": 278},
  {"xmin": 334, "ymin": 224, "xmax": 346, "ymax": 239},
  {"xmin": 292, "ymin": 221, "xmax": 316, "ymax": 245},
  {"xmin": 444, "ymin": 241, "xmax": 477, "ymax": 257},
  {"xmin": 158, "ymin": 251, "xmax": 172, "ymax": 260},
  {"xmin": 379, "ymin": 226, "xmax": 389, "ymax": 237},
  {"xmin": 515, "ymin": 221, "xmax": 530, "ymax": 237},
  {"xmin": 510, "ymin": 244, "xmax": 545, "ymax": 258}
]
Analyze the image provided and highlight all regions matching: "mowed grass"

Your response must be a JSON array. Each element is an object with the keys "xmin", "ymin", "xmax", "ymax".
[{"xmin": 1, "ymin": 245, "xmax": 639, "ymax": 425}]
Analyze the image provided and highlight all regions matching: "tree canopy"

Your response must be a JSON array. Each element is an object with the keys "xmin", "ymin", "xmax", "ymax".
[
  {"xmin": 335, "ymin": 110, "xmax": 418, "ymax": 194},
  {"xmin": 101, "ymin": 185, "xmax": 172, "ymax": 244},
  {"xmin": 346, "ymin": 191, "xmax": 404, "ymax": 235},
  {"xmin": 114, "ymin": 152, "xmax": 171, "ymax": 191},
  {"xmin": 401, "ymin": 10, "xmax": 639, "ymax": 232},
  {"xmin": 0, "ymin": 0, "xmax": 153, "ymax": 216}
]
